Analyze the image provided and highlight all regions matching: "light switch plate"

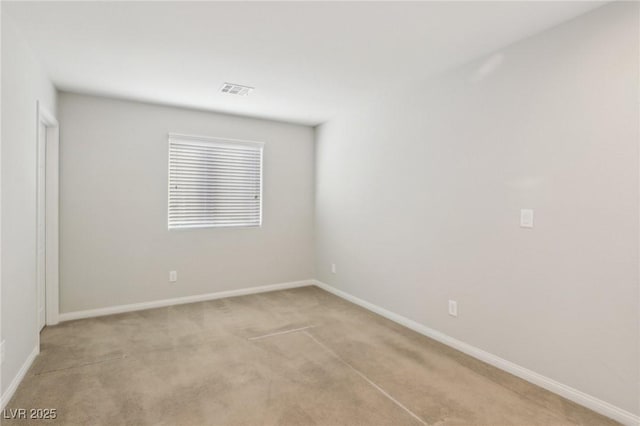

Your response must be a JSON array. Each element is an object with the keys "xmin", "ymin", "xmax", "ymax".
[
  {"xmin": 520, "ymin": 209, "xmax": 534, "ymax": 228},
  {"xmin": 169, "ymin": 270, "xmax": 178, "ymax": 283}
]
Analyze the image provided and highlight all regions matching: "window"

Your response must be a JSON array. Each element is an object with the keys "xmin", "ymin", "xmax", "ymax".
[{"xmin": 168, "ymin": 133, "xmax": 263, "ymax": 229}]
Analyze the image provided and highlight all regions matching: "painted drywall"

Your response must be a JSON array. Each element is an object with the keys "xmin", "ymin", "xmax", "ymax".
[
  {"xmin": 315, "ymin": 1, "xmax": 639, "ymax": 416},
  {"xmin": 58, "ymin": 93, "xmax": 314, "ymax": 313},
  {"xmin": 1, "ymin": 16, "xmax": 57, "ymax": 396}
]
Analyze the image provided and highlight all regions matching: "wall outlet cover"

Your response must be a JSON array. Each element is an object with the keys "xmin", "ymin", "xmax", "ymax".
[
  {"xmin": 520, "ymin": 209, "xmax": 534, "ymax": 228},
  {"xmin": 448, "ymin": 300, "xmax": 458, "ymax": 317}
]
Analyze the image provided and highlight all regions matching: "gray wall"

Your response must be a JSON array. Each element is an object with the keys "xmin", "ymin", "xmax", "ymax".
[
  {"xmin": 1, "ymin": 17, "xmax": 57, "ymax": 395},
  {"xmin": 315, "ymin": 2, "xmax": 639, "ymax": 414},
  {"xmin": 58, "ymin": 93, "xmax": 314, "ymax": 313}
]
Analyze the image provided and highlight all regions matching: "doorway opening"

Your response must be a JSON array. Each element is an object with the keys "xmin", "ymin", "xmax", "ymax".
[{"xmin": 36, "ymin": 101, "xmax": 60, "ymax": 337}]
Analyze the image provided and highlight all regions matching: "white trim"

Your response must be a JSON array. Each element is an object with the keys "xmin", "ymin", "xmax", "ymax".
[
  {"xmin": 168, "ymin": 132, "xmax": 265, "ymax": 149},
  {"xmin": 36, "ymin": 101, "xmax": 60, "ymax": 327},
  {"xmin": 0, "ymin": 345, "xmax": 38, "ymax": 410},
  {"xmin": 59, "ymin": 280, "xmax": 313, "ymax": 322},
  {"xmin": 312, "ymin": 280, "xmax": 640, "ymax": 426}
]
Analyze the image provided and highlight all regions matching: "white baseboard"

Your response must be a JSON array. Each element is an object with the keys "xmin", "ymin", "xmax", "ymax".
[
  {"xmin": 313, "ymin": 280, "xmax": 640, "ymax": 426},
  {"xmin": 59, "ymin": 280, "xmax": 313, "ymax": 322},
  {"xmin": 1, "ymin": 345, "xmax": 38, "ymax": 410}
]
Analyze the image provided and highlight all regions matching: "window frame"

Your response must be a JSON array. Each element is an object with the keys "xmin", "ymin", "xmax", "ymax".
[{"xmin": 167, "ymin": 132, "xmax": 264, "ymax": 230}]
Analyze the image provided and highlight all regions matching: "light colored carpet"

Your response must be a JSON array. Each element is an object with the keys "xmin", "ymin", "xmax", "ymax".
[{"xmin": 5, "ymin": 286, "xmax": 618, "ymax": 425}]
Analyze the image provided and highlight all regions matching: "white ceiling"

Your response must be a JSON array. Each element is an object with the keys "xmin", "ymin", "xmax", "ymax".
[{"xmin": 4, "ymin": 1, "xmax": 605, "ymax": 126}]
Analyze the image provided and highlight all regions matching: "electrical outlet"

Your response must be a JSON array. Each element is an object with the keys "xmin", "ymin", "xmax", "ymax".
[
  {"xmin": 169, "ymin": 270, "xmax": 178, "ymax": 283},
  {"xmin": 520, "ymin": 209, "xmax": 534, "ymax": 228},
  {"xmin": 1, "ymin": 340, "xmax": 5, "ymax": 365},
  {"xmin": 331, "ymin": 263, "xmax": 337, "ymax": 274},
  {"xmin": 448, "ymin": 300, "xmax": 458, "ymax": 317}
]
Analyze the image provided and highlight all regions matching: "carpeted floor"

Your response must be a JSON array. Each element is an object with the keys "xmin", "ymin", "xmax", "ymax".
[{"xmin": 5, "ymin": 286, "xmax": 618, "ymax": 425}]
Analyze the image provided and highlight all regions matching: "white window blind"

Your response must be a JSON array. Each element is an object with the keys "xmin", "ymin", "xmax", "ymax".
[{"xmin": 168, "ymin": 134, "xmax": 263, "ymax": 229}]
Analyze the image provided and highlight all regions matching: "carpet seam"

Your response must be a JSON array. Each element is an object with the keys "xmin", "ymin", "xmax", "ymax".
[{"xmin": 303, "ymin": 330, "xmax": 429, "ymax": 426}]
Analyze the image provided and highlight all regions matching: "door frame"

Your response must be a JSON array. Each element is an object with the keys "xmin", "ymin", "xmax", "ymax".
[{"xmin": 36, "ymin": 101, "xmax": 60, "ymax": 332}]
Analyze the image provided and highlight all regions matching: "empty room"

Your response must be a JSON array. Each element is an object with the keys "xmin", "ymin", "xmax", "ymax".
[{"xmin": 1, "ymin": 1, "xmax": 638, "ymax": 425}]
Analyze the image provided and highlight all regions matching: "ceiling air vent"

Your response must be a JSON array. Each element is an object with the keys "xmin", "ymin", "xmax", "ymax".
[{"xmin": 220, "ymin": 83, "xmax": 254, "ymax": 96}]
